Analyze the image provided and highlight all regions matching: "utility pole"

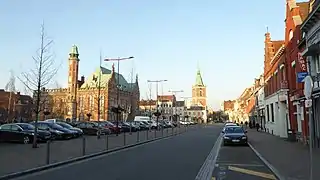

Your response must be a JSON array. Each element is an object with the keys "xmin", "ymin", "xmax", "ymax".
[
  {"xmin": 104, "ymin": 56, "xmax": 134, "ymax": 136},
  {"xmin": 169, "ymin": 90, "xmax": 183, "ymax": 126},
  {"xmin": 147, "ymin": 80, "xmax": 168, "ymax": 130}
]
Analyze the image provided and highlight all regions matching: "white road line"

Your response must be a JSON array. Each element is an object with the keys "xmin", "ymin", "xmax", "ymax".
[
  {"xmin": 217, "ymin": 163, "xmax": 265, "ymax": 167},
  {"xmin": 194, "ymin": 134, "xmax": 223, "ymax": 180},
  {"xmin": 248, "ymin": 142, "xmax": 285, "ymax": 180}
]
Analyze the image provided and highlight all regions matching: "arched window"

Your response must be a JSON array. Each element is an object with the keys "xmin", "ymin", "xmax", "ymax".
[{"xmin": 289, "ymin": 30, "xmax": 293, "ymax": 40}]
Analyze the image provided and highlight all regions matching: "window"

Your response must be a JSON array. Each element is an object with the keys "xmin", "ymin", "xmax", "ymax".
[
  {"xmin": 270, "ymin": 103, "xmax": 274, "ymax": 122},
  {"xmin": 266, "ymin": 105, "xmax": 270, "ymax": 121},
  {"xmin": 0, "ymin": 124, "xmax": 11, "ymax": 130},
  {"xmin": 315, "ymin": 55, "xmax": 320, "ymax": 73},
  {"xmin": 289, "ymin": 30, "xmax": 293, "ymax": 40},
  {"xmin": 200, "ymin": 90, "xmax": 203, "ymax": 97}
]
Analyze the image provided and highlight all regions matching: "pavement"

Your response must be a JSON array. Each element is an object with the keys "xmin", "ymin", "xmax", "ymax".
[
  {"xmin": 0, "ymin": 126, "xmax": 192, "ymax": 177},
  {"xmin": 248, "ymin": 129, "xmax": 320, "ymax": 180},
  {"xmin": 10, "ymin": 125, "xmax": 222, "ymax": 180}
]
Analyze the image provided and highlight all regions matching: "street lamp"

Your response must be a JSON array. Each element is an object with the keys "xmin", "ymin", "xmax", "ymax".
[
  {"xmin": 147, "ymin": 80, "xmax": 168, "ymax": 130},
  {"xmin": 104, "ymin": 56, "xmax": 134, "ymax": 136},
  {"xmin": 169, "ymin": 90, "xmax": 183, "ymax": 126}
]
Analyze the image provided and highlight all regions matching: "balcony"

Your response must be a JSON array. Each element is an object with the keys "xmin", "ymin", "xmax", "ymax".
[{"xmin": 280, "ymin": 80, "xmax": 288, "ymax": 89}]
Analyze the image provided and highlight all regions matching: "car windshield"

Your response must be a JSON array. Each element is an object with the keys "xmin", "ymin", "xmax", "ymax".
[
  {"xmin": 18, "ymin": 124, "xmax": 35, "ymax": 130},
  {"xmin": 57, "ymin": 122, "xmax": 73, "ymax": 129},
  {"xmin": 225, "ymin": 127, "xmax": 244, "ymax": 134}
]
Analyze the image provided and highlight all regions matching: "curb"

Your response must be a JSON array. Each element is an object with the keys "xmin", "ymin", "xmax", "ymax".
[
  {"xmin": 0, "ymin": 130, "xmax": 186, "ymax": 180},
  {"xmin": 248, "ymin": 142, "xmax": 285, "ymax": 180}
]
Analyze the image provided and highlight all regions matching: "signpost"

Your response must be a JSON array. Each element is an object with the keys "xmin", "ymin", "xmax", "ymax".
[{"xmin": 303, "ymin": 75, "xmax": 314, "ymax": 180}]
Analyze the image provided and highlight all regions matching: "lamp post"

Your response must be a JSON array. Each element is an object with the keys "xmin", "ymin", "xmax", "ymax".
[
  {"xmin": 147, "ymin": 80, "xmax": 168, "ymax": 130},
  {"xmin": 169, "ymin": 90, "xmax": 183, "ymax": 126},
  {"xmin": 104, "ymin": 56, "xmax": 134, "ymax": 136}
]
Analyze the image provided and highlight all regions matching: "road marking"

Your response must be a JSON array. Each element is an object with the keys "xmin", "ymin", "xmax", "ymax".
[
  {"xmin": 228, "ymin": 166, "xmax": 277, "ymax": 180},
  {"xmin": 217, "ymin": 163, "xmax": 265, "ymax": 167},
  {"xmin": 248, "ymin": 143, "xmax": 285, "ymax": 180},
  {"xmin": 194, "ymin": 133, "xmax": 223, "ymax": 180}
]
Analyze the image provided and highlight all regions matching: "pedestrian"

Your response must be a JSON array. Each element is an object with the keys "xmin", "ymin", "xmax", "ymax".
[
  {"xmin": 256, "ymin": 123, "xmax": 260, "ymax": 131},
  {"xmin": 249, "ymin": 121, "xmax": 252, "ymax": 129},
  {"xmin": 245, "ymin": 121, "xmax": 248, "ymax": 127}
]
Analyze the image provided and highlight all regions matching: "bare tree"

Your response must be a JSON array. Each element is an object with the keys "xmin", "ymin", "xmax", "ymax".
[{"xmin": 18, "ymin": 23, "xmax": 58, "ymax": 148}]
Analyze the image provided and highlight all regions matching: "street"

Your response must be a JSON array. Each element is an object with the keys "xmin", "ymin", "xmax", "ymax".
[{"xmin": 8, "ymin": 124, "xmax": 278, "ymax": 180}]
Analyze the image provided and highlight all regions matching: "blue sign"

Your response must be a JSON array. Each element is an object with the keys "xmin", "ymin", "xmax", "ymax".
[{"xmin": 297, "ymin": 72, "xmax": 308, "ymax": 83}]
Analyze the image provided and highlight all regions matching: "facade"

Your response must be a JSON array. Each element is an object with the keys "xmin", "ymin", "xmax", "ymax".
[
  {"xmin": 285, "ymin": 0, "xmax": 310, "ymax": 142},
  {"xmin": 138, "ymin": 99, "xmax": 157, "ymax": 117},
  {"xmin": 301, "ymin": 0, "xmax": 320, "ymax": 147},
  {"xmin": 254, "ymin": 76, "xmax": 266, "ymax": 129},
  {"xmin": 0, "ymin": 90, "xmax": 33, "ymax": 123},
  {"xmin": 173, "ymin": 101, "xmax": 185, "ymax": 121},
  {"xmin": 157, "ymin": 95, "xmax": 176, "ymax": 120},
  {"xmin": 40, "ymin": 45, "xmax": 140, "ymax": 121},
  {"xmin": 186, "ymin": 106, "xmax": 207, "ymax": 122},
  {"xmin": 263, "ymin": 31, "xmax": 289, "ymax": 138}
]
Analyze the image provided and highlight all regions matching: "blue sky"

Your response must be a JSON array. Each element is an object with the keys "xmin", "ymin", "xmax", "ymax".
[{"xmin": 0, "ymin": 0, "xmax": 294, "ymax": 110}]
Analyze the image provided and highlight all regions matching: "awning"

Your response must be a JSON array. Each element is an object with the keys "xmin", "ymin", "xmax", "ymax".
[{"xmin": 302, "ymin": 43, "xmax": 320, "ymax": 57}]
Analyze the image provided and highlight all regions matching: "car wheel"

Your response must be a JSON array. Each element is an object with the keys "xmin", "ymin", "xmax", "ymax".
[{"xmin": 23, "ymin": 136, "xmax": 30, "ymax": 144}]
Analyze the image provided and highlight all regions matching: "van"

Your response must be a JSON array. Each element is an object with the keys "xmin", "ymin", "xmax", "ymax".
[{"xmin": 134, "ymin": 116, "xmax": 157, "ymax": 129}]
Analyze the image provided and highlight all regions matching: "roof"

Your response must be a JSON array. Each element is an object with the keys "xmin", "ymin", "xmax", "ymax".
[
  {"xmin": 139, "ymin": 100, "xmax": 156, "ymax": 106},
  {"xmin": 195, "ymin": 69, "xmax": 204, "ymax": 86},
  {"xmin": 80, "ymin": 66, "xmax": 137, "ymax": 91},
  {"xmin": 158, "ymin": 95, "xmax": 175, "ymax": 101},
  {"xmin": 297, "ymin": 2, "xmax": 310, "ymax": 21},
  {"xmin": 70, "ymin": 45, "xmax": 79, "ymax": 55}
]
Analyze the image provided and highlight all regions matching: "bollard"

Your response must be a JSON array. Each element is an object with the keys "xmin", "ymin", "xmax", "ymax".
[
  {"xmin": 129, "ymin": 125, "xmax": 132, "ymax": 135},
  {"xmin": 123, "ymin": 132, "xmax": 126, "ymax": 146},
  {"xmin": 46, "ymin": 140, "xmax": 50, "ymax": 164},
  {"xmin": 147, "ymin": 129, "xmax": 149, "ymax": 140},
  {"xmin": 161, "ymin": 127, "xmax": 164, "ymax": 137},
  {"xmin": 105, "ymin": 134, "xmax": 109, "ymax": 150},
  {"xmin": 137, "ymin": 130, "xmax": 140, "ymax": 143},
  {"xmin": 82, "ymin": 136, "xmax": 86, "ymax": 156},
  {"xmin": 154, "ymin": 128, "xmax": 156, "ymax": 139},
  {"xmin": 166, "ymin": 127, "xmax": 169, "ymax": 137},
  {"xmin": 171, "ymin": 127, "xmax": 174, "ymax": 136}
]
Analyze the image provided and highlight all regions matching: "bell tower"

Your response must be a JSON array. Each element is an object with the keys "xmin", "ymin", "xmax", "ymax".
[
  {"xmin": 192, "ymin": 68, "xmax": 207, "ymax": 107},
  {"xmin": 67, "ymin": 45, "xmax": 80, "ymax": 120}
]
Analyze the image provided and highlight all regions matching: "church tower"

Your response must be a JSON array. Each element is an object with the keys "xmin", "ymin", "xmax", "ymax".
[
  {"xmin": 67, "ymin": 45, "xmax": 80, "ymax": 120},
  {"xmin": 192, "ymin": 68, "xmax": 207, "ymax": 107}
]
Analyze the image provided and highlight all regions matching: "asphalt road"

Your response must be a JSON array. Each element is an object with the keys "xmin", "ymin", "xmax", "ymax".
[
  {"xmin": 0, "ymin": 126, "xmax": 190, "ymax": 177},
  {"xmin": 12, "ymin": 125, "xmax": 222, "ymax": 180},
  {"xmin": 212, "ymin": 143, "xmax": 278, "ymax": 180}
]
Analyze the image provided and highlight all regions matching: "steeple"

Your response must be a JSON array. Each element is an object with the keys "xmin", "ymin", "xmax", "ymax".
[
  {"xmin": 69, "ymin": 44, "xmax": 79, "ymax": 59},
  {"xmin": 195, "ymin": 68, "xmax": 204, "ymax": 86}
]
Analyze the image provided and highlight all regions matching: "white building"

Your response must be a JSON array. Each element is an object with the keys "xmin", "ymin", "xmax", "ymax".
[
  {"xmin": 173, "ymin": 101, "xmax": 185, "ymax": 121},
  {"xmin": 186, "ymin": 106, "xmax": 207, "ymax": 122}
]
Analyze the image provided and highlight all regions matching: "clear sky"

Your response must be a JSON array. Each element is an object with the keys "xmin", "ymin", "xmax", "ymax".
[{"xmin": 0, "ymin": 0, "xmax": 297, "ymax": 110}]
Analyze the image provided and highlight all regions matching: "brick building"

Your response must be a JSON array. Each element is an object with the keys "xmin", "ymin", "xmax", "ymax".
[
  {"xmin": 40, "ymin": 45, "xmax": 140, "ymax": 121},
  {"xmin": 223, "ymin": 100, "xmax": 235, "ymax": 112},
  {"xmin": 0, "ymin": 90, "xmax": 33, "ymax": 123},
  {"xmin": 285, "ymin": 0, "xmax": 310, "ymax": 142},
  {"xmin": 263, "ymin": 30, "xmax": 288, "ymax": 137},
  {"xmin": 138, "ymin": 99, "xmax": 157, "ymax": 117}
]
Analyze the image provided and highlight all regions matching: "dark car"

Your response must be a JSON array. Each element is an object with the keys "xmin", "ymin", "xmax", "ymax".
[
  {"xmin": 76, "ymin": 122, "xmax": 111, "ymax": 136},
  {"xmin": 30, "ymin": 122, "xmax": 75, "ymax": 140},
  {"xmin": 0, "ymin": 123, "xmax": 51, "ymax": 144},
  {"xmin": 222, "ymin": 126, "xmax": 248, "ymax": 146},
  {"xmin": 99, "ymin": 121, "xmax": 121, "ymax": 134},
  {"xmin": 56, "ymin": 122, "xmax": 83, "ymax": 137}
]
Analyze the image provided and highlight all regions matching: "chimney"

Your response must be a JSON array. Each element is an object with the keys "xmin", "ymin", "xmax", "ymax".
[
  {"xmin": 17, "ymin": 92, "xmax": 20, "ymax": 95},
  {"xmin": 81, "ymin": 76, "xmax": 85, "ymax": 82}
]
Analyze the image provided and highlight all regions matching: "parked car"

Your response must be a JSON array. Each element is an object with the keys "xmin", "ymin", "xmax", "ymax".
[
  {"xmin": 222, "ymin": 126, "xmax": 248, "ymax": 146},
  {"xmin": 30, "ymin": 122, "xmax": 76, "ymax": 140},
  {"xmin": 56, "ymin": 122, "xmax": 83, "ymax": 137},
  {"xmin": 127, "ymin": 121, "xmax": 141, "ymax": 131},
  {"xmin": 76, "ymin": 122, "xmax": 111, "ymax": 135},
  {"xmin": 0, "ymin": 123, "xmax": 51, "ymax": 144},
  {"xmin": 99, "ymin": 121, "xmax": 121, "ymax": 134}
]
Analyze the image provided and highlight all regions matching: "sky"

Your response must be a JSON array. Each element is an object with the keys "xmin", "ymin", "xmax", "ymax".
[{"xmin": 0, "ymin": 0, "xmax": 297, "ymax": 110}]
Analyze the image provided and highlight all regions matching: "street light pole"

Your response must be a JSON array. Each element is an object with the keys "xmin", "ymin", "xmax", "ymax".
[
  {"xmin": 104, "ymin": 56, "xmax": 134, "ymax": 136},
  {"xmin": 147, "ymin": 80, "xmax": 168, "ymax": 130}
]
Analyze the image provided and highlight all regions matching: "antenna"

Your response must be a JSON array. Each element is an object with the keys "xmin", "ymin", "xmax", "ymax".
[{"xmin": 265, "ymin": 25, "xmax": 269, "ymax": 33}]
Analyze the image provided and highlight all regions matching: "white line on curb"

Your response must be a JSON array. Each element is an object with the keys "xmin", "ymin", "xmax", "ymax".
[{"xmin": 195, "ymin": 134, "xmax": 223, "ymax": 180}]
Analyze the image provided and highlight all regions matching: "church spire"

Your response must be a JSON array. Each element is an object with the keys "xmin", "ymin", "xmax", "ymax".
[{"xmin": 195, "ymin": 68, "xmax": 204, "ymax": 86}]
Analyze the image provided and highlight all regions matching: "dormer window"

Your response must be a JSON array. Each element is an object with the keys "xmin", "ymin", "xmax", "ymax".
[{"xmin": 289, "ymin": 30, "xmax": 293, "ymax": 40}]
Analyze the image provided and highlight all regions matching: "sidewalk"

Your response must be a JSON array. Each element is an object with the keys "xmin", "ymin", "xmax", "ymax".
[{"xmin": 247, "ymin": 129, "xmax": 320, "ymax": 180}]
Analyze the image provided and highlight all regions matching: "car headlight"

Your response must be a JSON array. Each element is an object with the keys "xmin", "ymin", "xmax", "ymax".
[
  {"xmin": 242, "ymin": 136, "xmax": 247, "ymax": 139},
  {"xmin": 31, "ymin": 133, "xmax": 34, "ymax": 135},
  {"xmin": 224, "ymin": 136, "xmax": 230, "ymax": 139}
]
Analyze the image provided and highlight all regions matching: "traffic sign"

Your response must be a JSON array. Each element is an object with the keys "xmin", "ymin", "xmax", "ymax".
[
  {"xmin": 303, "ymin": 75, "xmax": 313, "ymax": 99},
  {"xmin": 305, "ymin": 99, "xmax": 312, "ymax": 108}
]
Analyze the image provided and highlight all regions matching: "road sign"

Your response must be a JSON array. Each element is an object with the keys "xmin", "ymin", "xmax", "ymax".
[
  {"xmin": 303, "ymin": 75, "xmax": 313, "ymax": 99},
  {"xmin": 297, "ymin": 72, "xmax": 308, "ymax": 83}
]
